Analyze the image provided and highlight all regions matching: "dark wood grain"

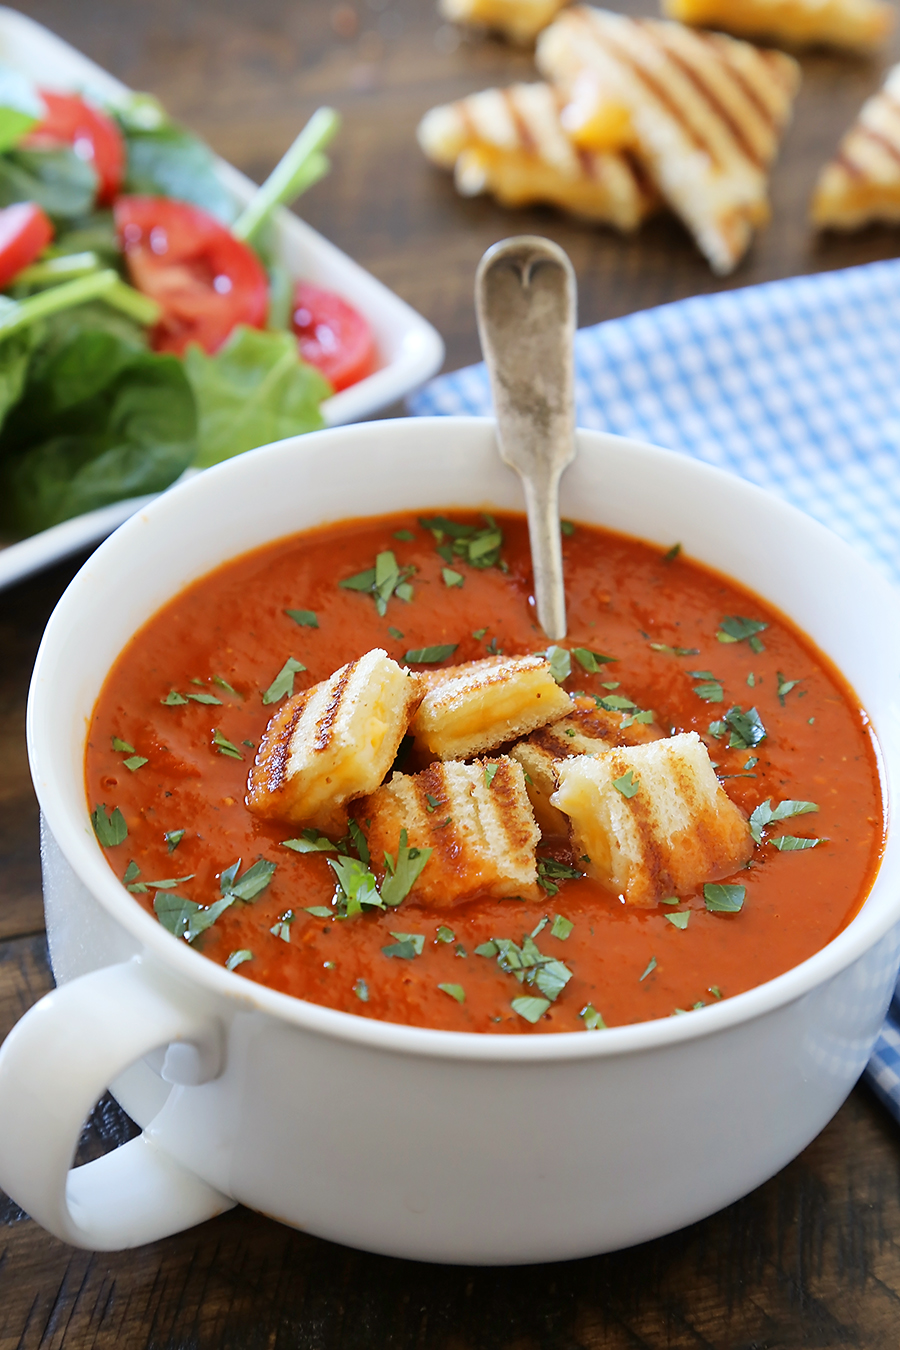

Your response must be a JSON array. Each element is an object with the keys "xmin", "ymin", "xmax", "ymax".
[{"xmin": 2, "ymin": 0, "xmax": 900, "ymax": 1343}]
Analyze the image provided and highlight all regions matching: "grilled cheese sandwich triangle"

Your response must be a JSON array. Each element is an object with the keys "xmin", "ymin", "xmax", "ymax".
[
  {"xmin": 662, "ymin": 0, "xmax": 893, "ymax": 55},
  {"xmin": 811, "ymin": 63, "xmax": 900, "ymax": 230}
]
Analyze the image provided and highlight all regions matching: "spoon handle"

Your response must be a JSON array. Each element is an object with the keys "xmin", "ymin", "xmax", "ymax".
[{"xmin": 475, "ymin": 236, "xmax": 577, "ymax": 642}]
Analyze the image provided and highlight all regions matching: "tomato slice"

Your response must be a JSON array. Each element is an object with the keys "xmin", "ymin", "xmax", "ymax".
[
  {"xmin": 292, "ymin": 283, "xmax": 377, "ymax": 392},
  {"xmin": 0, "ymin": 202, "xmax": 53, "ymax": 290},
  {"xmin": 114, "ymin": 196, "xmax": 269, "ymax": 355},
  {"xmin": 25, "ymin": 91, "xmax": 125, "ymax": 205}
]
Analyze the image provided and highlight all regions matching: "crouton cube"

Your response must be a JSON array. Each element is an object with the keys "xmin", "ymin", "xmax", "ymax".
[
  {"xmin": 355, "ymin": 756, "xmax": 541, "ymax": 909},
  {"xmin": 550, "ymin": 731, "xmax": 752, "ymax": 906},
  {"xmin": 511, "ymin": 694, "xmax": 664, "ymax": 834},
  {"xmin": 246, "ymin": 649, "xmax": 422, "ymax": 835},
  {"xmin": 410, "ymin": 654, "xmax": 572, "ymax": 761}
]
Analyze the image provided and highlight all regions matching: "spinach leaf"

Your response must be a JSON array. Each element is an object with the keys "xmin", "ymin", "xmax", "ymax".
[
  {"xmin": 0, "ymin": 330, "xmax": 196, "ymax": 534},
  {"xmin": 184, "ymin": 326, "xmax": 330, "ymax": 468},
  {"xmin": 121, "ymin": 119, "xmax": 237, "ymax": 223},
  {"xmin": 0, "ymin": 147, "xmax": 98, "ymax": 220}
]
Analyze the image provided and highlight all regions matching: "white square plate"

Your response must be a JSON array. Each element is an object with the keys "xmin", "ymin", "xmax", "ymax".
[{"xmin": 0, "ymin": 6, "xmax": 444, "ymax": 591}]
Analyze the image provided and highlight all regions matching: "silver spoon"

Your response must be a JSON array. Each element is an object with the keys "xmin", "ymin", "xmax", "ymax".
[{"xmin": 475, "ymin": 235, "xmax": 577, "ymax": 642}]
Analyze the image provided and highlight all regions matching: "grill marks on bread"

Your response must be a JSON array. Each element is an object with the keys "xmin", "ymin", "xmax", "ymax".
[
  {"xmin": 355, "ymin": 757, "xmax": 541, "ymax": 909},
  {"xmin": 551, "ymin": 731, "xmax": 753, "ymax": 906},
  {"xmin": 417, "ymin": 81, "xmax": 658, "ymax": 232},
  {"xmin": 811, "ymin": 64, "xmax": 900, "ymax": 229},
  {"xmin": 536, "ymin": 6, "xmax": 800, "ymax": 273}
]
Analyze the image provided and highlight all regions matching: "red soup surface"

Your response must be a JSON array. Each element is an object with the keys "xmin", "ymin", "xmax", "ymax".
[{"xmin": 85, "ymin": 511, "xmax": 884, "ymax": 1034}]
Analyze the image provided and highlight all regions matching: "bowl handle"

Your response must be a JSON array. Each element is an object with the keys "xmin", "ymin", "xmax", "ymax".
[{"xmin": 0, "ymin": 955, "xmax": 235, "ymax": 1249}]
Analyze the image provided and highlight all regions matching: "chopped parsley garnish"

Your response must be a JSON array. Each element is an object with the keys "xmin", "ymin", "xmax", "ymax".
[
  {"xmin": 665, "ymin": 911, "xmax": 690, "ymax": 930},
  {"xmin": 161, "ymin": 690, "xmax": 188, "ymax": 706},
  {"xmin": 690, "ymin": 671, "xmax": 724, "ymax": 703},
  {"xmin": 425, "ymin": 793, "xmax": 443, "ymax": 813},
  {"xmin": 123, "ymin": 754, "xmax": 149, "ymax": 772},
  {"xmin": 660, "ymin": 896, "xmax": 680, "ymax": 906},
  {"xmin": 123, "ymin": 860, "xmax": 141, "ymax": 884},
  {"xmin": 154, "ymin": 892, "xmax": 231, "ymax": 942},
  {"xmin": 561, "ymin": 520, "xmax": 575, "ymax": 537},
  {"xmin": 127, "ymin": 872, "xmax": 194, "ymax": 895},
  {"xmin": 283, "ymin": 829, "xmax": 339, "ymax": 853},
  {"xmin": 716, "ymin": 616, "xmax": 768, "ymax": 653},
  {"xmin": 708, "ymin": 705, "xmax": 767, "ymax": 750},
  {"xmin": 340, "ymin": 549, "xmax": 414, "ymax": 615},
  {"xmin": 213, "ymin": 675, "xmax": 241, "ymax": 696},
  {"xmin": 212, "ymin": 727, "xmax": 243, "ymax": 759},
  {"xmin": 709, "ymin": 985, "xmax": 723, "ymax": 999},
  {"xmin": 546, "ymin": 646, "xmax": 571, "ymax": 683},
  {"xmin": 484, "ymin": 763, "xmax": 498, "ymax": 788},
  {"xmin": 573, "ymin": 647, "xmax": 617, "ymax": 673},
  {"xmin": 662, "ymin": 543, "xmax": 681, "ymax": 562},
  {"xmin": 550, "ymin": 914, "xmax": 574, "ymax": 940},
  {"xmin": 537, "ymin": 856, "xmax": 581, "ymax": 896},
  {"xmin": 475, "ymin": 941, "xmax": 498, "ymax": 958},
  {"xmin": 442, "ymin": 568, "xmax": 464, "ymax": 588},
  {"xmin": 91, "ymin": 804, "xmax": 127, "ymax": 847},
  {"xmin": 748, "ymin": 798, "xmax": 818, "ymax": 845},
  {"xmin": 403, "ymin": 644, "xmax": 458, "ymax": 665},
  {"xmin": 382, "ymin": 932, "xmax": 426, "ymax": 959},
  {"xmin": 381, "ymin": 829, "xmax": 432, "ymax": 906},
  {"xmin": 485, "ymin": 637, "xmax": 502, "ymax": 655},
  {"xmin": 776, "ymin": 671, "xmax": 801, "ymax": 705},
  {"xmin": 354, "ymin": 978, "xmax": 369, "ymax": 1002},
  {"xmin": 270, "ymin": 910, "xmax": 295, "ymax": 942},
  {"xmin": 388, "ymin": 626, "xmax": 404, "ymax": 640},
  {"xmin": 438, "ymin": 982, "xmax": 466, "ymax": 1003},
  {"xmin": 221, "ymin": 858, "xmax": 276, "ymax": 902},
  {"xmin": 639, "ymin": 956, "xmax": 657, "ymax": 981},
  {"xmin": 703, "ymin": 883, "xmax": 745, "ymax": 913},
  {"xmin": 284, "ymin": 608, "xmax": 318, "ymax": 628},
  {"xmin": 347, "ymin": 818, "xmax": 370, "ymax": 864},
  {"xmin": 419, "ymin": 514, "xmax": 504, "ymax": 570},
  {"xmin": 165, "ymin": 829, "xmax": 185, "ymax": 853},
  {"xmin": 581, "ymin": 1004, "xmax": 606, "ymax": 1029},
  {"xmin": 485, "ymin": 934, "xmax": 573, "ymax": 1004},
  {"xmin": 304, "ymin": 906, "xmax": 334, "ymax": 918},
  {"xmin": 771, "ymin": 835, "xmax": 823, "ymax": 851},
  {"xmin": 511, "ymin": 995, "xmax": 549, "ymax": 1023},
  {"xmin": 471, "ymin": 627, "xmax": 487, "ymax": 640},
  {"xmin": 111, "ymin": 736, "xmax": 135, "ymax": 753},
  {"xmin": 186, "ymin": 691, "xmax": 222, "ymax": 705},
  {"xmin": 531, "ymin": 916, "xmax": 549, "ymax": 937},
  {"xmin": 613, "ymin": 769, "xmax": 640, "ymax": 798},
  {"xmin": 226, "ymin": 950, "xmax": 253, "ymax": 971},
  {"xmin": 262, "ymin": 656, "xmax": 306, "ymax": 705},
  {"xmin": 650, "ymin": 643, "xmax": 700, "ymax": 656},
  {"xmin": 436, "ymin": 925, "xmax": 455, "ymax": 943},
  {"xmin": 393, "ymin": 528, "xmax": 415, "ymax": 542},
  {"xmin": 328, "ymin": 855, "xmax": 383, "ymax": 916}
]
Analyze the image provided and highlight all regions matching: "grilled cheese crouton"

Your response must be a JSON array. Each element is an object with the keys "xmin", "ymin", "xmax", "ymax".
[
  {"xmin": 537, "ymin": 7, "xmax": 801, "ymax": 273},
  {"xmin": 355, "ymin": 756, "xmax": 541, "ymax": 909},
  {"xmin": 811, "ymin": 64, "xmax": 900, "ymax": 229},
  {"xmin": 439, "ymin": 0, "xmax": 570, "ymax": 44},
  {"xmin": 246, "ymin": 649, "xmax": 422, "ymax": 835},
  {"xmin": 663, "ymin": 0, "xmax": 892, "ymax": 54},
  {"xmin": 417, "ymin": 81, "xmax": 658, "ymax": 232},
  {"xmin": 410, "ymin": 653, "xmax": 573, "ymax": 761},
  {"xmin": 550, "ymin": 731, "xmax": 752, "ymax": 905},
  {"xmin": 510, "ymin": 694, "xmax": 664, "ymax": 834}
]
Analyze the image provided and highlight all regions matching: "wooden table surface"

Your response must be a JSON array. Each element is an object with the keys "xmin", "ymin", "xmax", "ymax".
[{"xmin": 3, "ymin": 0, "xmax": 900, "ymax": 1344}]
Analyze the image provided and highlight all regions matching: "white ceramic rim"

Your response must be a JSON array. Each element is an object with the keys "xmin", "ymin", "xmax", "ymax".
[{"xmin": 27, "ymin": 417, "xmax": 900, "ymax": 1064}]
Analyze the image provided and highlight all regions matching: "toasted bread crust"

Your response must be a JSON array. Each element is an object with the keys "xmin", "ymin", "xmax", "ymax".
[
  {"xmin": 664, "ymin": 0, "xmax": 893, "ymax": 54},
  {"xmin": 811, "ymin": 63, "xmax": 900, "ymax": 229}
]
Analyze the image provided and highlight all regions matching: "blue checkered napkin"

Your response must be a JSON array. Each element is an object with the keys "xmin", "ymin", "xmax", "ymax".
[
  {"xmin": 409, "ymin": 257, "xmax": 900, "ymax": 1122},
  {"xmin": 410, "ymin": 258, "xmax": 900, "ymax": 586}
]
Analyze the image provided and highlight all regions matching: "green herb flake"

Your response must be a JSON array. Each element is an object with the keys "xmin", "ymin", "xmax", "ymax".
[
  {"xmin": 776, "ymin": 671, "xmax": 801, "ymax": 705},
  {"xmin": 425, "ymin": 793, "xmax": 443, "ymax": 814},
  {"xmin": 613, "ymin": 769, "xmax": 641, "ymax": 798},
  {"xmin": 716, "ymin": 616, "xmax": 769, "ymax": 647},
  {"xmin": 531, "ymin": 916, "xmax": 549, "ymax": 938},
  {"xmin": 709, "ymin": 985, "xmax": 723, "ymax": 999},
  {"xmin": 722, "ymin": 705, "xmax": 767, "ymax": 750},
  {"xmin": 744, "ymin": 756, "xmax": 758, "ymax": 769},
  {"xmin": 212, "ymin": 727, "xmax": 243, "ymax": 759},
  {"xmin": 573, "ymin": 647, "xmax": 617, "ymax": 673},
  {"xmin": 748, "ymin": 798, "xmax": 818, "ymax": 845},
  {"xmin": 91, "ymin": 803, "xmax": 127, "ymax": 847},
  {"xmin": 380, "ymin": 828, "xmax": 432, "ymax": 907},
  {"xmin": 484, "ymin": 763, "xmax": 498, "ymax": 788},
  {"xmin": 304, "ymin": 905, "xmax": 334, "ymax": 918},
  {"xmin": 436, "ymin": 925, "xmax": 455, "ymax": 944},
  {"xmin": 662, "ymin": 543, "xmax": 681, "ymax": 562},
  {"xmin": 161, "ymin": 690, "xmax": 188, "ymax": 706},
  {"xmin": 649, "ymin": 643, "xmax": 700, "ymax": 656},
  {"xmin": 665, "ymin": 911, "xmax": 690, "ymax": 930},
  {"xmin": 546, "ymin": 646, "xmax": 572, "ymax": 684},
  {"xmin": 471, "ymin": 627, "xmax": 487, "ymax": 640},
  {"xmin": 111, "ymin": 736, "xmax": 135, "ymax": 754},
  {"xmin": 123, "ymin": 754, "xmax": 149, "ymax": 772},
  {"xmin": 511, "ymin": 995, "xmax": 549, "ymax": 1023},
  {"xmin": 123, "ymin": 860, "xmax": 141, "ymax": 885},
  {"xmin": 403, "ymin": 644, "xmax": 458, "ymax": 665},
  {"xmin": 703, "ymin": 883, "xmax": 746, "ymax": 913},
  {"xmin": 639, "ymin": 955, "xmax": 657, "ymax": 982},
  {"xmin": 393, "ymin": 529, "xmax": 415, "ymax": 542},
  {"xmin": 284, "ymin": 608, "xmax": 318, "ymax": 628},
  {"xmin": 382, "ymin": 931, "xmax": 426, "ymax": 959},
  {"xmin": 692, "ymin": 677, "xmax": 724, "ymax": 703},
  {"xmin": 438, "ymin": 982, "xmax": 466, "ymax": 1003},
  {"xmin": 419, "ymin": 514, "xmax": 504, "ymax": 570},
  {"xmin": 283, "ymin": 828, "xmax": 338, "ymax": 853},
  {"xmin": 215, "ymin": 675, "xmax": 241, "ymax": 697},
  {"xmin": 561, "ymin": 520, "xmax": 575, "ymax": 537},
  {"xmin": 353, "ymin": 978, "xmax": 369, "ymax": 1002},
  {"xmin": 747, "ymin": 672, "xmax": 756, "ymax": 688},
  {"xmin": 442, "ymin": 567, "xmax": 464, "ymax": 588},
  {"xmin": 186, "ymin": 691, "xmax": 222, "ymax": 705},
  {"xmin": 225, "ymin": 949, "xmax": 253, "ymax": 971},
  {"xmin": 262, "ymin": 656, "xmax": 306, "ymax": 705},
  {"xmin": 581, "ymin": 1004, "xmax": 606, "ymax": 1030},
  {"xmin": 475, "ymin": 940, "xmax": 499, "ymax": 958},
  {"xmin": 537, "ymin": 856, "xmax": 581, "ymax": 896},
  {"xmin": 771, "ymin": 835, "xmax": 824, "ymax": 851},
  {"xmin": 154, "ymin": 891, "xmax": 234, "ymax": 943},
  {"xmin": 270, "ymin": 910, "xmax": 295, "ymax": 942},
  {"xmin": 388, "ymin": 626, "xmax": 404, "ymax": 640},
  {"xmin": 550, "ymin": 914, "xmax": 574, "ymax": 940},
  {"xmin": 165, "ymin": 829, "xmax": 185, "ymax": 853}
]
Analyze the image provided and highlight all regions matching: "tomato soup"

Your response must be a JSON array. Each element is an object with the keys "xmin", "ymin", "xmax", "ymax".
[{"xmin": 84, "ymin": 512, "xmax": 884, "ymax": 1033}]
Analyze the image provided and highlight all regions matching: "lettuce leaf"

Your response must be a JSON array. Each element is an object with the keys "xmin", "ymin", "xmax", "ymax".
[{"xmin": 184, "ymin": 326, "xmax": 330, "ymax": 468}]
